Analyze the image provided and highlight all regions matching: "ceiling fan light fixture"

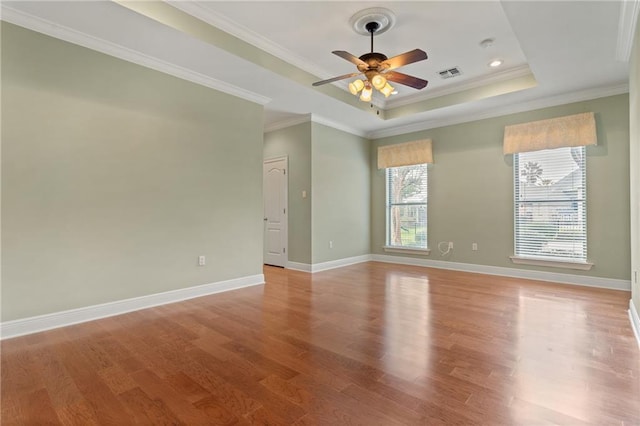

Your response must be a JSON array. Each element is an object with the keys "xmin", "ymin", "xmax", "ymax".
[
  {"xmin": 380, "ymin": 82, "xmax": 395, "ymax": 97},
  {"xmin": 371, "ymin": 74, "xmax": 387, "ymax": 90},
  {"xmin": 360, "ymin": 84, "xmax": 373, "ymax": 102},
  {"xmin": 312, "ymin": 9, "xmax": 429, "ymax": 100},
  {"xmin": 349, "ymin": 79, "xmax": 365, "ymax": 95}
]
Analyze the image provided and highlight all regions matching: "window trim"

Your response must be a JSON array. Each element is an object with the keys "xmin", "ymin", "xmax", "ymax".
[
  {"xmin": 385, "ymin": 164, "xmax": 429, "ymax": 251},
  {"xmin": 512, "ymin": 146, "xmax": 591, "ymax": 267},
  {"xmin": 383, "ymin": 246, "xmax": 431, "ymax": 255},
  {"xmin": 509, "ymin": 255, "xmax": 593, "ymax": 270}
]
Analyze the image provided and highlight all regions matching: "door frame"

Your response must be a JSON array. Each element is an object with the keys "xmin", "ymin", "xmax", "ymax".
[{"xmin": 263, "ymin": 156, "xmax": 288, "ymax": 267}]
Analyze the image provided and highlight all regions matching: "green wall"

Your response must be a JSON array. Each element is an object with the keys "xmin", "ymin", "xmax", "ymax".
[
  {"xmin": 630, "ymin": 14, "xmax": 640, "ymax": 311},
  {"xmin": 263, "ymin": 122, "xmax": 312, "ymax": 264},
  {"xmin": 264, "ymin": 121, "xmax": 371, "ymax": 266},
  {"xmin": 371, "ymin": 94, "xmax": 630, "ymax": 280},
  {"xmin": 311, "ymin": 123, "xmax": 370, "ymax": 263},
  {"xmin": 1, "ymin": 23, "xmax": 264, "ymax": 321},
  {"xmin": 3, "ymin": 21, "xmax": 633, "ymax": 325}
]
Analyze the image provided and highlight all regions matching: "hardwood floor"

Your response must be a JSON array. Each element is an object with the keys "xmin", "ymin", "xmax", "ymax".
[{"xmin": 2, "ymin": 262, "xmax": 639, "ymax": 425}]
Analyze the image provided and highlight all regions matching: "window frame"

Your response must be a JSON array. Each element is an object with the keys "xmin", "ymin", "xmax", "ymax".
[
  {"xmin": 511, "ymin": 146, "xmax": 593, "ymax": 270},
  {"xmin": 384, "ymin": 163, "xmax": 429, "ymax": 254}
]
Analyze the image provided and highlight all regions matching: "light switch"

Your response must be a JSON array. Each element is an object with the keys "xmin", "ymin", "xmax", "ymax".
[{"xmin": 302, "ymin": 190, "xmax": 307, "ymax": 198}]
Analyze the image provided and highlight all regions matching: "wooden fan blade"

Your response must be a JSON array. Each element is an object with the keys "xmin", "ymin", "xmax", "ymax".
[
  {"xmin": 332, "ymin": 51, "xmax": 367, "ymax": 67},
  {"xmin": 312, "ymin": 72, "xmax": 361, "ymax": 86},
  {"xmin": 385, "ymin": 71, "xmax": 429, "ymax": 90},
  {"xmin": 381, "ymin": 49, "xmax": 428, "ymax": 71}
]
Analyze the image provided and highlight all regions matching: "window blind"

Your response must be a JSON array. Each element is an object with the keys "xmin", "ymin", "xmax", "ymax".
[
  {"xmin": 514, "ymin": 146, "xmax": 587, "ymax": 262},
  {"xmin": 386, "ymin": 164, "xmax": 428, "ymax": 248}
]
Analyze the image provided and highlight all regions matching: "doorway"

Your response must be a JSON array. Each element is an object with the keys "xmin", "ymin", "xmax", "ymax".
[{"xmin": 263, "ymin": 157, "xmax": 288, "ymax": 267}]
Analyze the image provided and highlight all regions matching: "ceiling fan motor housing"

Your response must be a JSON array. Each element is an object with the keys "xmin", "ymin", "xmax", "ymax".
[
  {"xmin": 357, "ymin": 20, "xmax": 389, "ymax": 73},
  {"xmin": 358, "ymin": 53, "xmax": 389, "ymax": 74}
]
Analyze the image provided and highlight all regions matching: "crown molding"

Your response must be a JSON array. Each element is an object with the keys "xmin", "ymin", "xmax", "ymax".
[
  {"xmin": 367, "ymin": 83, "xmax": 629, "ymax": 139},
  {"xmin": 0, "ymin": 5, "xmax": 271, "ymax": 106},
  {"xmin": 166, "ymin": 1, "xmax": 388, "ymax": 110},
  {"xmin": 264, "ymin": 114, "xmax": 312, "ymax": 133},
  {"xmin": 167, "ymin": 1, "xmax": 334, "ymax": 82},
  {"xmin": 384, "ymin": 64, "xmax": 533, "ymax": 109},
  {"xmin": 266, "ymin": 83, "xmax": 628, "ymax": 140},
  {"xmin": 311, "ymin": 114, "xmax": 368, "ymax": 138},
  {"xmin": 264, "ymin": 113, "xmax": 367, "ymax": 138},
  {"xmin": 616, "ymin": 0, "xmax": 640, "ymax": 62}
]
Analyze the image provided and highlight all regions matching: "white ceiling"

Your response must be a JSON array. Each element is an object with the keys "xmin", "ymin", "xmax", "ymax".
[{"xmin": 2, "ymin": 1, "xmax": 636, "ymax": 138}]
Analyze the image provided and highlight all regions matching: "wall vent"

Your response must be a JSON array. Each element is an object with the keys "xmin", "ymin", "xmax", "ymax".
[{"xmin": 438, "ymin": 67, "xmax": 462, "ymax": 79}]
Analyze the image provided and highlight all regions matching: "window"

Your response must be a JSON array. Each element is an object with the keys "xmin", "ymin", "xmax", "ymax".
[
  {"xmin": 386, "ymin": 164, "xmax": 428, "ymax": 249},
  {"xmin": 514, "ymin": 146, "xmax": 587, "ymax": 263}
]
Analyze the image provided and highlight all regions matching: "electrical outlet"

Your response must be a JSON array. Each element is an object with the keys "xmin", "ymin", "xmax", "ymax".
[
  {"xmin": 448, "ymin": 242, "xmax": 453, "ymax": 249},
  {"xmin": 198, "ymin": 255, "xmax": 206, "ymax": 266},
  {"xmin": 472, "ymin": 243, "xmax": 478, "ymax": 251},
  {"xmin": 329, "ymin": 241, "xmax": 333, "ymax": 249}
]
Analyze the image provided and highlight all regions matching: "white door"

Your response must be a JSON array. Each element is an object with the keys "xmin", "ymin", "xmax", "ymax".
[{"xmin": 263, "ymin": 157, "xmax": 288, "ymax": 267}]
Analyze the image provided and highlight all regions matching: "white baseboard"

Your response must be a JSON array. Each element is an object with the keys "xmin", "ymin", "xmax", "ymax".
[
  {"xmin": 370, "ymin": 254, "xmax": 631, "ymax": 291},
  {"xmin": 0, "ymin": 274, "xmax": 264, "ymax": 340},
  {"xmin": 630, "ymin": 300, "xmax": 640, "ymax": 348},
  {"xmin": 286, "ymin": 261, "xmax": 312, "ymax": 272},
  {"xmin": 287, "ymin": 253, "xmax": 630, "ymax": 291},
  {"xmin": 287, "ymin": 255, "xmax": 372, "ymax": 273},
  {"xmin": 6, "ymin": 255, "xmax": 629, "ymax": 339},
  {"xmin": 310, "ymin": 255, "xmax": 372, "ymax": 273}
]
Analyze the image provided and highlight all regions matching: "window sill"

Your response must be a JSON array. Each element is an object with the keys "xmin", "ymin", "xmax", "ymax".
[
  {"xmin": 383, "ymin": 246, "xmax": 430, "ymax": 256},
  {"xmin": 509, "ymin": 256, "xmax": 593, "ymax": 271}
]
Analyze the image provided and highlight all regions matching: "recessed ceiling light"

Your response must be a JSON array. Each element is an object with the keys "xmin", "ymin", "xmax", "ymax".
[
  {"xmin": 391, "ymin": 90, "xmax": 398, "ymax": 95},
  {"xmin": 489, "ymin": 59, "xmax": 503, "ymax": 68}
]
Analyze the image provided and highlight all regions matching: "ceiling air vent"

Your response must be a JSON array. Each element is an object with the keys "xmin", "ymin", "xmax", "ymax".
[{"xmin": 438, "ymin": 67, "xmax": 462, "ymax": 79}]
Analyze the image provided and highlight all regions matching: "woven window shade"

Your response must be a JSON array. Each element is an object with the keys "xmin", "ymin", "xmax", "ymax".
[
  {"xmin": 503, "ymin": 112, "xmax": 597, "ymax": 154},
  {"xmin": 377, "ymin": 139, "xmax": 433, "ymax": 169}
]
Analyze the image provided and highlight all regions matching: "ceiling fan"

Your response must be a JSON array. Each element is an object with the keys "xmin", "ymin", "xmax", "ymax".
[{"xmin": 312, "ymin": 21, "xmax": 428, "ymax": 101}]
